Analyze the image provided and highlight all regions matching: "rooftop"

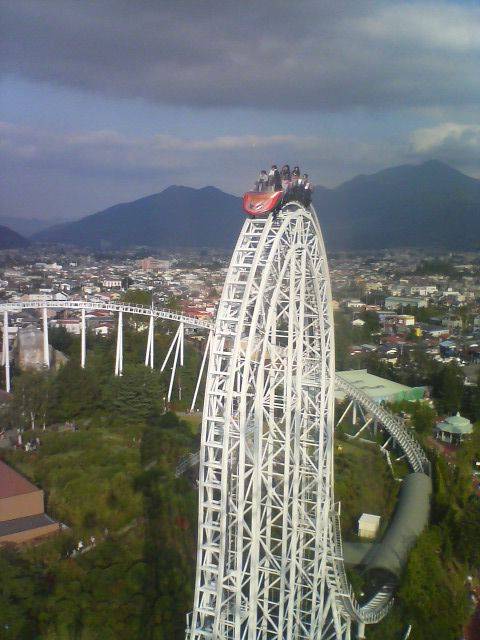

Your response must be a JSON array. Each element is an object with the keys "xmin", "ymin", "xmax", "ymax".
[
  {"xmin": 437, "ymin": 412, "xmax": 473, "ymax": 435},
  {"xmin": 0, "ymin": 513, "xmax": 56, "ymax": 537},
  {"xmin": 0, "ymin": 460, "xmax": 38, "ymax": 499},
  {"xmin": 358, "ymin": 513, "xmax": 381, "ymax": 525},
  {"xmin": 337, "ymin": 369, "xmax": 425, "ymax": 403}
]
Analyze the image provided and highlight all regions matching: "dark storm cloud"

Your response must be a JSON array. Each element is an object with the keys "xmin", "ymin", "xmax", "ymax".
[
  {"xmin": 0, "ymin": 119, "xmax": 405, "ymax": 218},
  {"xmin": 2, "ymin": 0, "xmax": 479, "ymax": 111}
]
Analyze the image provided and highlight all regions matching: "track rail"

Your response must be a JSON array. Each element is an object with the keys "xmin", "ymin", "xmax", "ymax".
[
  {"xmin": 0, "ymin": 299, "xmax": 212, "ymax": 330},
  {"xmin": 335, "ymin": 376, "xmax": 430, "ymax": 475}
]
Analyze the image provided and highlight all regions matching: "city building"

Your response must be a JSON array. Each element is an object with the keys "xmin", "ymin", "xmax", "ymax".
[
  {"xmin": 385, "ymin": 296, "xmax": 428, "ymax": 310},
  {"xmin": 102, "ymin": 278, "xmax": 122, "ymax": 289}
]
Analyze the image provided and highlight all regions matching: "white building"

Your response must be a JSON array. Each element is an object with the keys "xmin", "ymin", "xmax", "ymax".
[
  {"xmin": 102, "ymin": 279, "xmax": 122, "ymax": 289},
  {"xmin": 51, "ymin": 319, "xmax": 82, "ymax": 335},
  {"xmin": 358, "ymin": 513, "xmax": 381, "ymax": 539}
]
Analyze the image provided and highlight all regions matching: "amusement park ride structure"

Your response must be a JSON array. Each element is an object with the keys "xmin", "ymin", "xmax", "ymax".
[{"xmin": 0, "ymin": 200, "xmax": 431, "ymax": 640}]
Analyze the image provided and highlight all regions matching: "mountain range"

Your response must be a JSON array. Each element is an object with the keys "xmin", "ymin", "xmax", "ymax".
[
  {"xmin": 33, "ymin": 186, "xmax": 242, "ymax": 250},
  {"xmin": 314, "ymin": 160, "xmax": 480, "ymax": 250},
  {"xmin": 0, "ymin": 216, "xmax": 65, "ymax": 238},
  {"xmin": 32, "ymin": 160, "xmax": 480, "ymax": 251},
  {"xmin": 0, "ymin": 225, "xmax": 30, "ymax": 249}
]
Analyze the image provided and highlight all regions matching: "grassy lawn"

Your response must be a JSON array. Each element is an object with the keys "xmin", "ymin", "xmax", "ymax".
[
  {"xmin": 4, "ymin": 423, "xmax": 144, "ymax": 535},
  {"xmin": 334, "ymin": 437, "xmax": 401, "ymax": 540}
]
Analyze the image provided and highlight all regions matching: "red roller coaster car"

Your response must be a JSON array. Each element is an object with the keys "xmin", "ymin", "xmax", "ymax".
[{"xmin": 242, "ymin": 190, "xmax": 284, "ymax": 217}]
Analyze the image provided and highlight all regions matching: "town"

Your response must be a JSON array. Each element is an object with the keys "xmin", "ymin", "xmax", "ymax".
[{"xmin": 2, "ymin": 246, "xmax": 480, "ymax": 375}]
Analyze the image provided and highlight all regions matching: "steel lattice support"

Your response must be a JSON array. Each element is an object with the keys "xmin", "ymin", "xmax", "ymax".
[{"xmin": 187, "ymin": 204, "xmax": 349, "ymax": 640}]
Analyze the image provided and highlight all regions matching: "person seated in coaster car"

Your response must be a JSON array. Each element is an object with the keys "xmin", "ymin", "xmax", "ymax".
[
  {"xmin": 267, "ymin": 164, "xmax": 282, "ymax": 191},
  {"xmin": 301, "ymin": 174, "xmax": 314, "ymax": 207},
  {"xmin": 254, "ymin": 169, "xmax": 268, "ymax": 192}
]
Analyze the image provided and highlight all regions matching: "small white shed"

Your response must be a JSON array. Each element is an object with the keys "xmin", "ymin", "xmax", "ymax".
[{"xmin": 358, "ymin": 513, "xmax": 381, "ymax": 539}]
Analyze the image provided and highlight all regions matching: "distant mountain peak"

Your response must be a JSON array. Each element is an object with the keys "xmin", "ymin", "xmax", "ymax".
[
  {"xmin": 31, "ymin": 160, "xmax": 480, "ymax": 251},
  {"xmin": 315, "ymin": 159, "xmax": 480, "ymax": 251},
  {"xmin": 0, "ymin": 225, "xmax": 30, "ymax": 249},
  {"xmin": 33, "ymin": 184, "xmax": 243, "ymax": 249}
]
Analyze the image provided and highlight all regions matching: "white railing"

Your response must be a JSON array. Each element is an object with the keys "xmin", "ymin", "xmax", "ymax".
[{"xmin": 0, "ymin": 299, "xmax": 213, "ymax": 331}]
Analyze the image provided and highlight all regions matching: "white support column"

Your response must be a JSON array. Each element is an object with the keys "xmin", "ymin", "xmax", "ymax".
[
  {"xmin": 357, "ymin": 622, "xmax": 366, "ymax": 639},
  {"xmin": 179, "ymin": 322, "xmax": 184, "ymax": 366},
  {"xmin": 145, "ymin": 313, "xmax": 154, "ymax": 369},
  {"xmin": 115, "ymin": 311, "xmax": 123, "ymax": 376},
  {"xmin": 3, "ymin": 311, "xmax": 10, "ymax": 393},
  {"xmin": 350, "ymin": 417, "xmax": 373, "ymax": 440},
  {"xmin": 1, "ymin": 320, "xmax": 4, "ymax": 368},
  {"xmin": 336, "ymin": 399, "xmax": 353, "ymax": 428},
  {"xmin": 161, "ymin": 324, "xmax": 181, "ymax": 372},
  {"xmin": 190, "ymin": 330, "xmax": 212, "ymax": 412},
  {"xmin": 352, "ymin": 401, "xmax": 357, "ymax": 425},
  {"xmin": 167, "ymin": 329, "xmax": 182, "ymax": 403},
  {"xmin": 81, "ymin": 308, "xmax": 86, "ymax": 369},
  {"xmin": 42, "ymin": 306, "xmax": 50, "ymax": 368}
]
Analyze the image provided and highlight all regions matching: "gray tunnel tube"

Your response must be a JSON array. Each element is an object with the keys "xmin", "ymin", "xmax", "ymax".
[{"xmin": 364, "ymin": 472, "xmax": 432, "ymax": 580}]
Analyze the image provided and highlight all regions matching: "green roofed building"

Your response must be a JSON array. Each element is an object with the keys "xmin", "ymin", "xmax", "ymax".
[
  {"xmin": 336, "ymin": 369, "xmax": 426, "ymax": 404},
  {"xmin": 435, "ymin": 412, "xmax": 473, "ymax": 444}
]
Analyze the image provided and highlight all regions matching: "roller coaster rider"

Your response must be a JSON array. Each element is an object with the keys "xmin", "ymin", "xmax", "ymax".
[
  {"xmin": 243, "ymin": 163, "xmax": 313, "ymax": 218},
  {"xmin": 255, "ymin": 169, "xmax": 268, "ymax": 192},
  {"xmin": 268, "ymin": 165, "xmax": 282, "ymax": 191},
  {"xmin": 301, "ymin": 173, "xmax": 313, "ymax": 207}
]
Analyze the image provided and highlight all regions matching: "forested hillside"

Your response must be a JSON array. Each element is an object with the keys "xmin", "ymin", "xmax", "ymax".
[{"xmin": 0, "ymin": 224, "xmax": 30, "ymax": 249}]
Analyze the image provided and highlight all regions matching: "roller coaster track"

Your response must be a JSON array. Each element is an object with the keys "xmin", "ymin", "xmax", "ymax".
[{"xmin": 0, "ymin": 299, "xmax": 211, "ymax": 330}]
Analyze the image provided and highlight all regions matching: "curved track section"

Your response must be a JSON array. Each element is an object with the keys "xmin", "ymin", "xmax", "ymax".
[
  {"xmin": 0, "ymin": 300, "xmax": 211, "ymax": 330},
  {"xmin": 188, "ymin": 203, "xmax": 349, "ymax": 639},
  {"xmin": 335, "ymin": 378, "xmax": 430, "ymax": 475}
]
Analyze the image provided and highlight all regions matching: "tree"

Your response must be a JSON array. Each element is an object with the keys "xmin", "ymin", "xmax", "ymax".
[
  {"xmin": 464, "ymin": 371, "xmax": 480, "ymax": 422},
  {"xmin": 50, "ymin": 362, "xmax": 102, "ymax": 421},
  {"xmin": 104, "ymin": 364, "xmax": 165, "ymax": 423},
  {"xmin": 456, "ymin": 496, "xmax": 480, "ymax": 567},
  {"xmin": 432, "ymin": 363, "xmax": 464, "ymax": 415},
  {"xmin": 359, "ymin": 310, "xmax": 380, "ymax": 335},
  {"xmin": 11, "ymin": 370, "xmax": 52, "ymax": 430},
  {"xmin": 123, "ymin": 289, "xmax": 151, "ymax": 307},
  {"xmin": 334, "ymin": 312, "xmax": 354, "ymax": 370},
  {"xmin": 399, "ymin": 528, "xmax": 468, "ymax": 640},
  {"xmin": 49, "ymin": 326, "xmax": 74, "ymax": 355},
  {"xmin": 410, "ymin": 401, "xmax": 436, "ymax": 434}
]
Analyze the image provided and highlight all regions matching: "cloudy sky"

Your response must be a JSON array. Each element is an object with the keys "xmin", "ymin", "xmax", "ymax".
[{"xmin": 1, "ymin": 0, "xmax": 479, "ymax": 221}]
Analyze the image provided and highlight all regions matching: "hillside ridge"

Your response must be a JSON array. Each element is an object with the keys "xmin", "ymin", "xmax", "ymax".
[{"xmin": 33, "ymin": 161, "xmax": 480, "ymax": 250}]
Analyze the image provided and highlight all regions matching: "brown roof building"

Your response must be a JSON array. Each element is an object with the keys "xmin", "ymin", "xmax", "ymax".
[{"xmin": 0, "ymin": 460, "xmax": 60, "ymax": 544}]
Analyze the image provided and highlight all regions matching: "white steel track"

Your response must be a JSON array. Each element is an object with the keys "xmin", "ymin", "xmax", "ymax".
[
  {"xmin": 0, "ymin": 300, "xmax": 211, "ymax": 330},
  {"xmin": 187, "ymin": 203, "xmax": 350, "ymax": 639}
]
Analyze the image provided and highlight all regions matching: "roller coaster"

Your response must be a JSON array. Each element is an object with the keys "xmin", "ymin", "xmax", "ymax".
[{"xmin": 0, "ymin": 200, "xmax": 431, "ymax": 639}]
